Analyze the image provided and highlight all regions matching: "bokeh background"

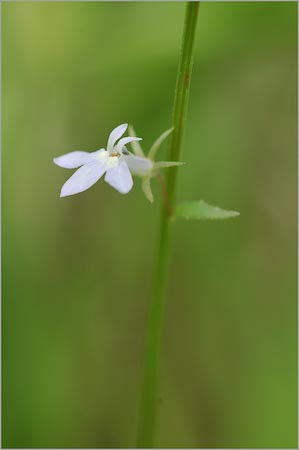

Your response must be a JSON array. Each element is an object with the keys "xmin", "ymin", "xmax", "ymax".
[{"xmin": 2, "ymin": 2, "xmax": 297, "ymax": 448}]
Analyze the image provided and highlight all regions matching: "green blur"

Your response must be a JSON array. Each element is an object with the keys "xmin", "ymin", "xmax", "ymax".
[{"xmin": 2, "ymin": 2, "xmax": 297, "ymax": 448}]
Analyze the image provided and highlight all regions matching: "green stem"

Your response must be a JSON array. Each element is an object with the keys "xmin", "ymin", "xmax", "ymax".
[
  {"xmin": 137, "ymin": 3, "xmax": 200, "ymax": 447},
  {"xmin": 167, "ymin": 1, "xmax": 200, "ymax": 208}
]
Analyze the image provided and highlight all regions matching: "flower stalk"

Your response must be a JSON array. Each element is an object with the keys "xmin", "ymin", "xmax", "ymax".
[{"xmin": 137, "ymin": 2, "xmax": 200, "ymax": 447}]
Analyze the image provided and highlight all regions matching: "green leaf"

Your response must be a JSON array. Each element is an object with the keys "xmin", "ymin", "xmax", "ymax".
[{"xmin": 174, "ymin": 200, "xmax": 240, "ymax": 221}]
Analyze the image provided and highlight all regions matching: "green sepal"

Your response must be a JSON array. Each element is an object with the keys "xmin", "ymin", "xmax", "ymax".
[
  {"xmin": 148, "ymin": 127, "xmax": 174, "ymax": 160},
  {"xmin": 154, "ymin": 161, "xmax": 185, "ymax": 169},
  {"xmin": 174, "ymin": 200, "xmax": 240, "ymax": 221},
  {"xmin": 142, "ymin": 177, "xmax": 154, "ymax": 203},
  {"xmin": 128, "ymin": 125, "xmax": 145, "ymax": 157}
]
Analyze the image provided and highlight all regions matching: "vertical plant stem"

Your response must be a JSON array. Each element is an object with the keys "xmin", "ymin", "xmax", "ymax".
[{"xmin": 138, "ymin": 3, "xmax": 200, "ymax": 448}]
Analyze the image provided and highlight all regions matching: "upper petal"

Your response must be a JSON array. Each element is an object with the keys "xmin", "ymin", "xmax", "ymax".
[
  {"xmin": 104, "ymin": 161, "xmax": 133, "ymax": 194},
  {"xmin": 60, "ymin": 157, "xmax": 108, "ymax": 197},
  {"xmin": 107, "ymin": 124, "xmax": 128, "ymax": 153},
  {"xmin": 54, "ymin": 149, "xmax": 105, "ymax": 169},
  {"xmin": 116, "ymin": 137, "xmax": 142, "ymax": 154}
]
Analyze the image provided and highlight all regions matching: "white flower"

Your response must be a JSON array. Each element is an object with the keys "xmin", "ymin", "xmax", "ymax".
[{"xmin": 53, "ymin": 124, "xmax": 142, "ymax": 197}]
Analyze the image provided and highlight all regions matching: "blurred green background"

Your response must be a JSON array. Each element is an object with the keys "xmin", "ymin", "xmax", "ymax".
[{"xmin": 2, "ymin": 2, "xmax": 297, "ymax": 448}]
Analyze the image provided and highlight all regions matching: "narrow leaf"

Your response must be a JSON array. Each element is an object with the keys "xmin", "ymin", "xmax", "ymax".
[{"xmin": 175, "ymin": 200, "xmax": 240, "ymax": 221}]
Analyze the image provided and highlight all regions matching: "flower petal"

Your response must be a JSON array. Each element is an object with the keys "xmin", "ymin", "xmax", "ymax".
[
  {"xmin": 123, "ymin": 154, "xmax": 153, "ymax": 176},
  {"xmin": 53, "ymin": 151, "xmax": 97, "ymax": 169},
  {"xmin": 105, "ymin": 161, "xmax": 133, "ymax": 194},
  {"xmin": 116, "ymin": 137, "xmax": 142, "ymax": 154},
  {"xmin": 107, "ymin": 124, "xmax": 128, "ymax": 153},
  {"xmin": 60, "ymin": 158, "xmax": 108, "ymax": 197}
]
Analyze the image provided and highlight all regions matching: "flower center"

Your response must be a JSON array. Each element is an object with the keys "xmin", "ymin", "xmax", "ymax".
[{"xmin": 107, "ymin": 155, "xmax": 119, "ymax": 169}]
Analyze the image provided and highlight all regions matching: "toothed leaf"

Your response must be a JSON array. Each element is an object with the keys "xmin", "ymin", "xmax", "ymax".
[{"xmin": 175, "ymin": 200, "xmax": 240, "ymax": 221}]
